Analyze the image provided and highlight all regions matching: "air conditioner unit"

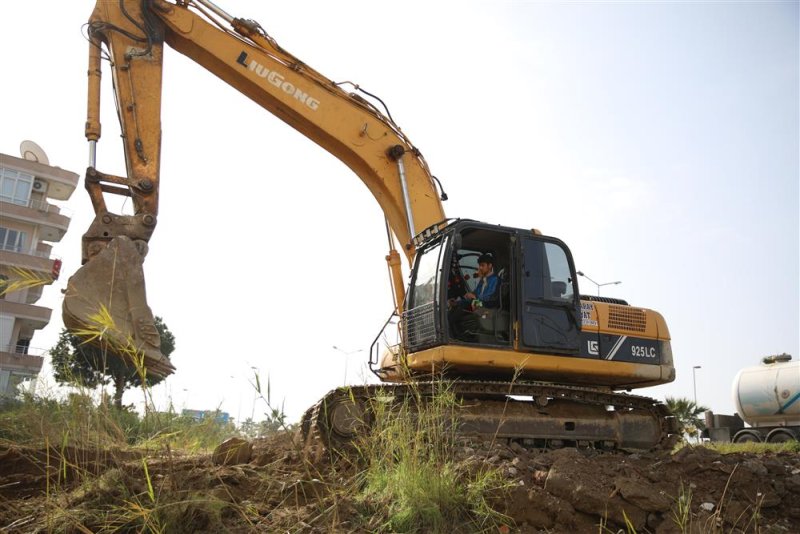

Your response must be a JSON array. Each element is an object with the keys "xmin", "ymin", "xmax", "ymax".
[{"xmin": 32, "ymin": 178, "xmax": 47, "ymax": 193}]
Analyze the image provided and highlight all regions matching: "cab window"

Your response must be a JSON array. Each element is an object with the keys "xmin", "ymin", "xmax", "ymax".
[
  {"xmin": 544, "ymin": 242, "xmax": 574, "ymax": 300},
  {"xmin": 522, "ymin": 240, "xmax": 576, "ymax": 301},
  {"xmin": 409, "ymin": 238, "xmax": 446, "ymax": 309}
]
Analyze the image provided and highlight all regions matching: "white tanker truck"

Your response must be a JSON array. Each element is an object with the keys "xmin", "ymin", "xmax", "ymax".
[{"xmin": 703, "ymin": 354, "xmax": 799, "ymax": 443}]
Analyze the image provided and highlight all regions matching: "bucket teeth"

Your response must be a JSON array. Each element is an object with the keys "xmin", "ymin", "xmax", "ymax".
[{"xmin": 62, "ymin": 236, "xmax": 175, "ymax": 379}]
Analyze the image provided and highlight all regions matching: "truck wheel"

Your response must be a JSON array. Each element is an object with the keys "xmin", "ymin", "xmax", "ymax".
[
  {"xmin": 733, "ymin": 430, "xmax": 761, "ymax": 443},
  {"xmin": 766, "ymin": 429, "xmax": 796, "ymax": 443}
]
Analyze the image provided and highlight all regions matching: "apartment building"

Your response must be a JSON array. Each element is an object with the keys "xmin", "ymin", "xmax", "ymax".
[{"xmin": 0, "ymin": 141, "xmax": 78, "ymax": 397}]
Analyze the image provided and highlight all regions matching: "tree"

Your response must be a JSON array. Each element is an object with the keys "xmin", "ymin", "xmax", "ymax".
[
  {"xmin": 665, "ymin": 396, "xmax": 709, "ymax": 441},
  {"xmin": 51, "ymin": 316, "xmax": 175, "ymax": 409}
]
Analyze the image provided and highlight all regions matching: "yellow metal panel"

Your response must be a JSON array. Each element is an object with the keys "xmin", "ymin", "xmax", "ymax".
[
  {"xmin": 594, "ymin": 302, "xmax": 661, "ymax": 338},
  {"xmin": 406, "ymin": 345, "xmax": 670, "ymax": 389}
]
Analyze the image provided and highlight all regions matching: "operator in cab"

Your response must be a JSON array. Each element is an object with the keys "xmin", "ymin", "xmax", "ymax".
[{"xmin": 448, "ymin": 253, "xmax": 500, "ymax": 341}]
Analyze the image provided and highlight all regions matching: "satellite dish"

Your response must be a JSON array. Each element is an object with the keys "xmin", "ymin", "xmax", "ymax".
[{"xmin": 19, "ymin": 140, "xmax": 50, "ymax": 165}]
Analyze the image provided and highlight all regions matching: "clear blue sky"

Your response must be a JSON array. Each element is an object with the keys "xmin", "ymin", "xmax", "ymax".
[{"xmin": 1, "ymin": 1, "xmax": 797, "ymax": 421}]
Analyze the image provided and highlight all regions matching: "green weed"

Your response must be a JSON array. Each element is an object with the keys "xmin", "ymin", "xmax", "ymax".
[
  {"xmin": 704, "ymin": 441, "xmax": 800, "ymax": 454},
  {"xmin": 355, "ymin": 382, "xmax": 510, "ymax": 533},
  {"xmin": 670, "ymin": 481, "xmax": 693, "ymax": 532}
]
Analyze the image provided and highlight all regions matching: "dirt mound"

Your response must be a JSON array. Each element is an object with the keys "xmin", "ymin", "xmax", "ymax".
[
  {"xmin": 1, "ymin": 434, "xmax": 798, "ymax": 533},
  {"xmin": 465, "ymin": 440, "xmax": 800, "ymax": 533}
]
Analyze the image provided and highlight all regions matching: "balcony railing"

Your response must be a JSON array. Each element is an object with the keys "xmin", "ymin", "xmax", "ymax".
[
  {"xmin": 26, "ymin": 198, "xmax": 73, "ymax": 218},
  {"xmin": 0, "ymin": 197, "xmax": 73, "ymax": 218},
  {"xmin": 0, "ymin": 243, "xmax": 59, "ymax": 260},
  {"xmin": 0, "ymin": 347, "xmax": 45, "ymax": 374},
  {"xmin": 0, "ymin": 344, "xmax": 49, "ymax": 357}
]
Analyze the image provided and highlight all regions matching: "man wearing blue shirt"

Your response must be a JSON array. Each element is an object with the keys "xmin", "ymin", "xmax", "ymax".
[
  {"xmin": 468, "ymin": 253, "xmax": 500, "ymax": 309},
  {"xmin": 448, "ymin": 253, "xmax": 500, "ymax": 341}
]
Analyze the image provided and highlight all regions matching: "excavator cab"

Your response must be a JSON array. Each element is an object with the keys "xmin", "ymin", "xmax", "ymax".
[
  {"xmin": 375, "ymin": 218, "xmax": 673, "ymax": 390},
  {"xmin": 399, "ymin": 220, "xmax": 582, "ymax": 366}
]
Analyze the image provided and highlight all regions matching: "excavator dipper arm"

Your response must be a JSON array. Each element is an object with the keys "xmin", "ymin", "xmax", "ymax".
[{"xmin": 63, "ymin": 0, "xmax": 446, "ymax": 378}]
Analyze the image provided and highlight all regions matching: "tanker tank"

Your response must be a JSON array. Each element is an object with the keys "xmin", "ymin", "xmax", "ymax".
[
  {"xmin": 703, "ymin": 354, "xmax": 799, "ymax": 443},
  {"xmin": 733, "ymin": 356, "xmax": 800, "ymax": 428}
]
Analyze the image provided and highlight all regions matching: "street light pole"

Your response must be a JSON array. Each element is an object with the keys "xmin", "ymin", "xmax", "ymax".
[
  {"xmin": 692, "ymin": 365, "xmax": 702, "ymax": 406},
  {"xmin": 577, "ymin": 271, "xmax": 622, "ymax": 296}
]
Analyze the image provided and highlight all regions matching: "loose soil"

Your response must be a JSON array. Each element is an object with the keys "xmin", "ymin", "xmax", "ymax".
[{"xmin": 1, "ymin": 433, "xmax": 798, "ymax": 533}]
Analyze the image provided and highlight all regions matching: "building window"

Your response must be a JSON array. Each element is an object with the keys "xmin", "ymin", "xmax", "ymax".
[
  {"xmin": 0, "ymin": 167, "xmax": 34, "ymax": 206},
  {"xmin": 0, "ymin": 227, "xmax": 26, "ymax": 253},
  {"xmin": 15, "ymin": 339, "xmax": 30, "ymax": 354}
]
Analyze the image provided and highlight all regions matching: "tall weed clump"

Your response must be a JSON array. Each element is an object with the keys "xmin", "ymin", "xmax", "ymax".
[
  {"xmin": 0, "ymin": 393, "xmax": 235, "ymax": 453},
  {"xmin": 0, "ymin": 391, "xmax": 130, "ymax": 449},
  {"xmin": 356, "ymin": 382, "xmax": 509, "ymax": 533},
  {"xmin": 136, "ymin": 410, "xmax": 237, "ymax": 452}
]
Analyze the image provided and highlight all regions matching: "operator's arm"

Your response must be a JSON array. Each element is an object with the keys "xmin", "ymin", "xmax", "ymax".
[{"xmin": 467, "ymin": 275, "xmax": 500, "ymax": 309}]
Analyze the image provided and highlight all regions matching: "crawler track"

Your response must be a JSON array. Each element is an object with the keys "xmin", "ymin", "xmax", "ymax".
[{"xmin": 301, "ymin": 380, "xmax": 679, "ymax": 452}]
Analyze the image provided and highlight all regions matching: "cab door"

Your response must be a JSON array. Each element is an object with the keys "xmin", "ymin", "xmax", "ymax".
[{"xmin": 518, "ymin": 237, "xmax": 581, "ymax": 353}]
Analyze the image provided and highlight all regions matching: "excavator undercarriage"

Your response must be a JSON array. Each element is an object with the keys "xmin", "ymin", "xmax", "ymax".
[{"xmin": 302, "ymin": 381, "xmax": 680, "ymax": 453}]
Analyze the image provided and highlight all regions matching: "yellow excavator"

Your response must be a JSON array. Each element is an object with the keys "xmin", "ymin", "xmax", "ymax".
[{"xmin": 63, "ymin": 0, "xmax": 678, "ymax": 450}]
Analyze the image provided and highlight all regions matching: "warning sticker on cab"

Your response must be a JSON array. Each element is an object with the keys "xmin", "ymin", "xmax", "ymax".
[{"xmin": 580, "ymin": 302, "xmax": 598, "ymax": 327}]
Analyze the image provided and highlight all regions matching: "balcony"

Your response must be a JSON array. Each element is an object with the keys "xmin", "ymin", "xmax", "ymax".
[
  {"xmin": 0, "ymin": 347, "xmax": 44, "ymax": 374},
  {"xmin": 0, "ymin": 248, "xmax": 59, "ymax": 276},
  {"xmin": 36, "ymin": 242, "xmax": 53, "ymax": 256},
  {"xmin": 0, "ymin": 154, "xmax": 79, "ymax": 201},
  {"xmin": 0, "ymin": 300, "xmax": 52, "ymax": 330},
  {"xmin": 1, "ymin": 200, "xmax": 71, "ymax": 242}
]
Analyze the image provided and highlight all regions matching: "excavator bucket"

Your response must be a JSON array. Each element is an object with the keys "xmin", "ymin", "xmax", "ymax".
[{"xmin": 62, "ymin": 236, "xmax": 175, "ymax": 379}]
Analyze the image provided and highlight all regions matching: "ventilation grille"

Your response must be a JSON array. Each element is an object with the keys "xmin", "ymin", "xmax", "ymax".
[
  {"xmin": 608, "ymin": 305, "xmax": 647, "ymax": 332},
  {"xmin": 402, "ymin": 302, "xmax": 438, "ymax": 351}
]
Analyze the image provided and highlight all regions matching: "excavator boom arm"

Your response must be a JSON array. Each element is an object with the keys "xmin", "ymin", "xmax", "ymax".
[
  {"xmin": 64, "ymin": 0, "xmax": 446, "ymax": 377},
  {"xmin": 83, "ymin": 0, "xmax": 445, "ymax": 259}
]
